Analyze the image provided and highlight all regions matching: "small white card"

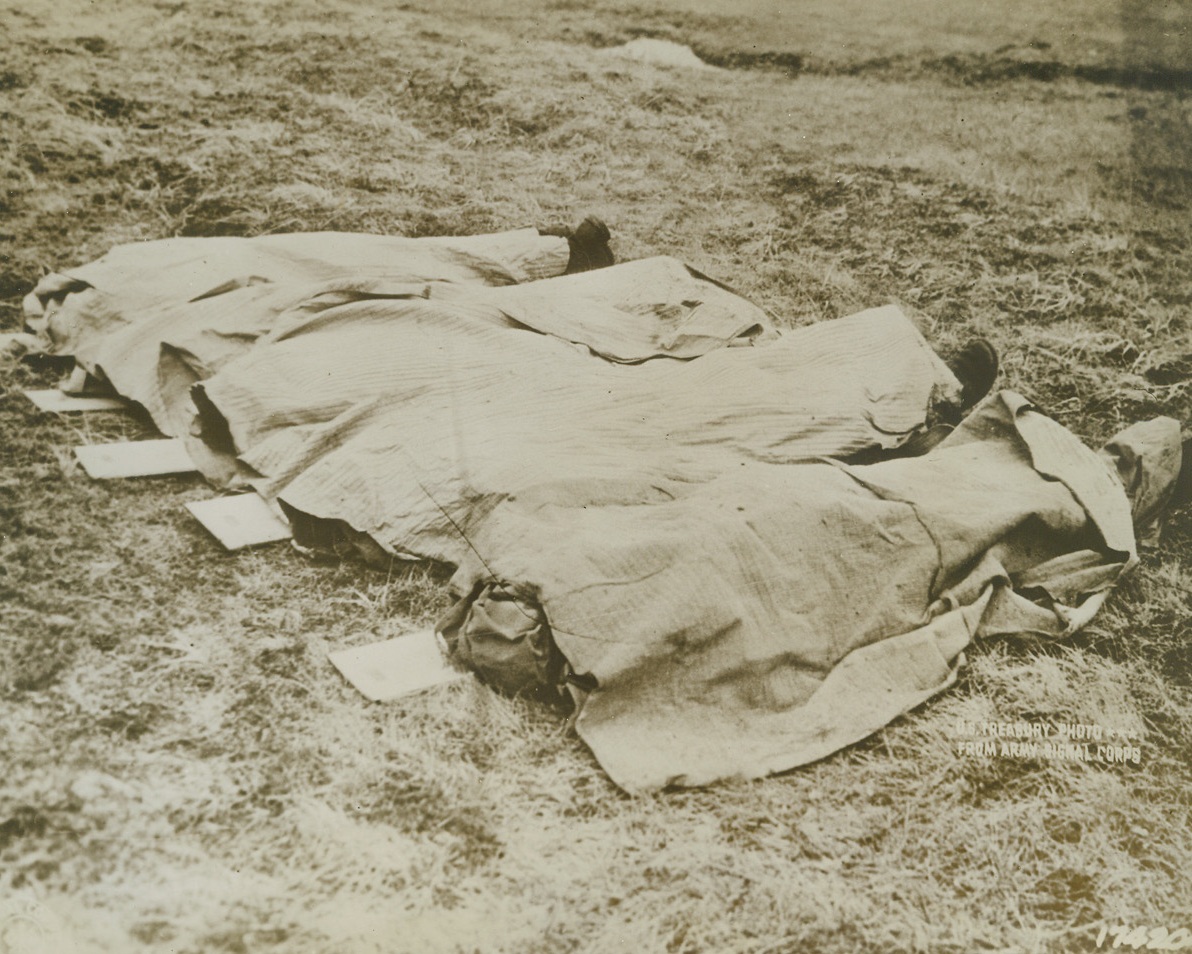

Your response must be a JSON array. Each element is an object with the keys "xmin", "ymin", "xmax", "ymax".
[
  {"xmin": 185, "ymin": 494, "xmax": 291, "ymax": 550},
  {"xmin": 329, "ymin": 630, "xmax": 468, "ymax": 702},
  {"xmin": 75, "ymin": 439, "xmax": 197, "ymax": 479},
  {"xmin": 26, "ymin": 389, "xmax": 127, "ymax": 413}
]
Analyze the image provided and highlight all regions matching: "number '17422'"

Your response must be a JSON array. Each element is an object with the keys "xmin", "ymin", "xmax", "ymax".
[{"xmin": 1095, "ymin": 925, "xmax": 1191, "ymax": 951}]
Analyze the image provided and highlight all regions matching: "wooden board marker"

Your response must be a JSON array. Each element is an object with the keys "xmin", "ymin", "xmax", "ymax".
[
  {"xmin": 186, "ymin": 494, "xmax": 291, "ymax": 550},
  {"xmin": 25, "ymin": 389, "xmax": 127, "ymax": 413},
  {"xmin": 75, "ymin": 439, "xmax": 198, "ymax": 479},
  {"xmin": 329, "ymin": 630, "xmax": 468, "ymax": 702}
]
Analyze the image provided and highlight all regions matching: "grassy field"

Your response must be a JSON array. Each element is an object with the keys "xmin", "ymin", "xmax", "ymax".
[{"xmin": 2, "ymin": 1, "xmax": 1191, "ymax": 952}]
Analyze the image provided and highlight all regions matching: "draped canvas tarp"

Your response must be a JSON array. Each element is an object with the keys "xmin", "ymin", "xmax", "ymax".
[
  {"xmin": 29, "ymin": 228, "xmax": 572, "ymax": 445},
  {"xmin": 445, "ymin": 393, "xmax": 1148, "ymax": 789},
  {"xmin": 200, "ymin": 295, "xmax": 961, "ymax": 566},
  {"xmin": 27, "ymin": 229, "xmax": 1178, "ymax": 791}
]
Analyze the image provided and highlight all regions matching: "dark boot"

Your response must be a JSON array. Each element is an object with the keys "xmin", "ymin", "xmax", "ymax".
[
  {"xmin": 1171, "ymin": 436, "xmax": 1192, "ymax": 509},
  {"xmin": 540, "ymin": 216, "xmax": 615, "ymax": 274},
  {"xmin": 946, "ymin": 339, "xmax": 1000, "ymax": 410}
]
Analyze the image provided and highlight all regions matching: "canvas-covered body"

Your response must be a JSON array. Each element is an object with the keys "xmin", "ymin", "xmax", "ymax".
[
  {"xmin": 444, "ymin": 393, "xmax": 1139, "ymax": 789},
  {"xmin": 26, "ymin": 228, "xmax": 1174, "ymax": 791}
]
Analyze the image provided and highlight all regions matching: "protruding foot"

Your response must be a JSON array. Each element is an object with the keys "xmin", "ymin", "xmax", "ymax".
[
  {"xmin": 541, "ymin": 215, "xmax": 614, "ymax": 274},
  {"xmin": 947, "ymin": 338, "xmax": 999, "ymax": 410}
]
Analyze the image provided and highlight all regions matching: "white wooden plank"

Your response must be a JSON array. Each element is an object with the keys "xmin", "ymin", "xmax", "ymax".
[
  {"xmin": 75, "ymin": 439, "xmax": 197, "ymax": 479},
  {"xmin": 25, "ymin": 389, "xmax": 127, "ymax": 413},
  {"xmin": 185, "ymin": 494, "xmax": 291, "ymax": 550},
  {"xmin": 329, "ymin": 630, "xmax": 468, "ymax": 702}
]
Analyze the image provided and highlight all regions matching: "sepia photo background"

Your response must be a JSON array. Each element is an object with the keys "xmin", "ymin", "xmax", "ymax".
[{"xmin": 1, "ymin": 0, "xmax": 1190, "ymax": 951}]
